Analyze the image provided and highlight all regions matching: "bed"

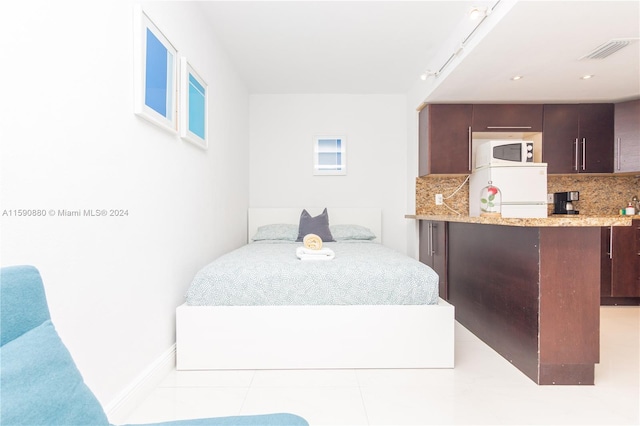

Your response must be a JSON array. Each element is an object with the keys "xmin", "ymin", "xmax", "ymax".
[{"xmin": 176, "ymin": 208, "xmax": 454, "ymax": 370}]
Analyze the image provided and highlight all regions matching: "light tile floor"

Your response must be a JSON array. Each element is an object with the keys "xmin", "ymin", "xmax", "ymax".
[{"xmin": 125, "ymin": 306, "xmax": 639, "ymax": 425}]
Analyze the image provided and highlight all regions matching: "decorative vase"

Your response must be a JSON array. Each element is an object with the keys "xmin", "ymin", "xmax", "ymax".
[{"xmin": 480, "ymin": 181, "xmax": 502, "ymax": 217}]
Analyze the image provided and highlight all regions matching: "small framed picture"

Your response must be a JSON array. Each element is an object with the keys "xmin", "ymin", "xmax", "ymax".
[
  {"xmin": 313, "ymin": 135, "xmax": 347, "ymax": 175},
  {"xmin": 133, "ymin": 6, "xmax": 178, "ymax": 133},
  {"xmin": 180, "ymin": 58, "xmax": 208, "ymax": 149}
]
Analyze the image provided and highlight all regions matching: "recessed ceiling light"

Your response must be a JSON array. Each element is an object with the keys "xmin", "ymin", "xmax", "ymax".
[
  {"xmin": 581, "ymin": 74, "xmax": 594, "ymax": 80},
  {"xmin": 511, "ymin": 75, "xmax": 523, "ymax": 81}
]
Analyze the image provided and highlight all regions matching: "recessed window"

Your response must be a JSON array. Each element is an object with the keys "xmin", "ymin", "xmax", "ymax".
[{"xmin": 314, "ymin": 136, "xmax": 346, "ymax": 176}]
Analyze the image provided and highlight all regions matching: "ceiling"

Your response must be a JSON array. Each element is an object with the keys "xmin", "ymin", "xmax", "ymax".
[{"xmin": 199, "ymin": 1, "xmax": 640, "ymax": 103}]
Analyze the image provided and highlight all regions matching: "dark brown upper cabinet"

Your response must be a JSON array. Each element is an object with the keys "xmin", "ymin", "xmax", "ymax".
[
  {"xmin": 614, "ymin": 99, "xmax": 640, "ymax": 173},
  {"xmin": 419, "ymin": 104, "xmax": 473, "ymax": 175},
  {"xmin": 472, "ymin": 104, "xmax": 543, "ymax": 132},
  {"xmin": 543, "ymin": 104, "xmax": 614, "ymax": 174}
]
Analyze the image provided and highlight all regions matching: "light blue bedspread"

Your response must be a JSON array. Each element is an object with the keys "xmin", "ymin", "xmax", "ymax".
[{"xmin": 186, "ymin": 242, "xmax": 439, "ymax": 306}]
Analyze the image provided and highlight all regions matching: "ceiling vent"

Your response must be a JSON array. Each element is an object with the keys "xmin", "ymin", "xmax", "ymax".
[{"xmin": 580, "ymin": 38, "xmax": 638, "ymax": 60}]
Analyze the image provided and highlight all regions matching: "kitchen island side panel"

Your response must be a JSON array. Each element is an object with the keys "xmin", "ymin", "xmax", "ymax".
[
  {"xmin": 448, "ymin": 223, "xmax": 540, "ymax": 383},
  {"xmin": 447, "ymin": 222, "xmax": 601, "ymax": 385},
  {"xmin": 539, "ymin": 227, "xmax": 600, "ymax": 384}
]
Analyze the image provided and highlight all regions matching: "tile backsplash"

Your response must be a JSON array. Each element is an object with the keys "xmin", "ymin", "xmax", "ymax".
[
  {"xmin": 416, "ymin": 174, "xmax": 639, "ymax": 216},
  {"xmin": 547, "ymin": 175, "xmax": 639, "ymax": 215},
  {"xmin": 416, "ymin": 176, "xmax": 470, "ymax": 216}
]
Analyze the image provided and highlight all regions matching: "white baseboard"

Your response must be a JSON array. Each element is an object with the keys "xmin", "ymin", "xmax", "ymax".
[{"xmin": 104, "ymin": 344, "xmax": 176, "ymax": 424}]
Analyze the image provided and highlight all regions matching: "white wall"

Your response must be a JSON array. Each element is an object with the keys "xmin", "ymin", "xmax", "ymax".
[
  {"xmin": 249, "ymin": 94, "xmax": 408, "ymax": 253},
  {"xmin": 405, "ymin": 83, "xmax": 424, "ymax": 259},
  {"xmin": 0, "ymin": 0, "xmax": 249, "ymax": 408}
]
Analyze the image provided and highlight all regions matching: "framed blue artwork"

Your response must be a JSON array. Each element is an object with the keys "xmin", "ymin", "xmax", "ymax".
[
  {"xmin": 133, "ymin": 7, "xmax": 178, "ymax": 132},
  {"xmin": 313, "ymin": 135, "xmax": 347, "ymax": 175},
  {"xmin": 180, "ymin": 58, "xmax": 208, "ymax": 149}
]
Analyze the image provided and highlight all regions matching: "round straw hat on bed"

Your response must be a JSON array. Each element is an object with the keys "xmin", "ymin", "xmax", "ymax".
[{"xmin": 303, "ymin": 233, "xmax": 323, "ymax": 250}]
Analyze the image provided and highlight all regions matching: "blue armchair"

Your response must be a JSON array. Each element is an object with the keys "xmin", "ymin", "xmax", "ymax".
[{"xmin": 0, "ymin": 265, "xmax": 308, "ymax": 426}]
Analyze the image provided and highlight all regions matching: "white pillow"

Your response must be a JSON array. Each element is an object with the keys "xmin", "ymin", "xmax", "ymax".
[
  {"xmin": 251, "ymin": 224, "xmax": 298, "ymax": 241},
  {"xmin": 329, "ymin": 224, "xmax": 376, "ymax": 241}
]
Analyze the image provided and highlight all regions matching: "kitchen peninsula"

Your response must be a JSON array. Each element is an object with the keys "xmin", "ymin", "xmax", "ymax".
[{"xmin": 407, "ymin": 214, "xmax": 635, "ymax": 385}]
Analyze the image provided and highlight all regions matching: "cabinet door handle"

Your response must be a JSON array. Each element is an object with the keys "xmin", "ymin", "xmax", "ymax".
[
  {"xmin": 609, "ymin": 226, "xmax": 613, "ymax": 260},
  {"xmin": 582, "ymin": 138, "xmax": 586, "ymax": 171},
  {"xmin": 486, "ymin": 126, "xmax": 533, "ymax": 129},
  {"xmin": 574, "ymin": 139, "xmax": 579, "ymax": 171},
  {"xmin": 425, "ymin": 222, "xmax": 430, "ymax": 256},
  {"xmin": 431, "ymin": 223, "xmax": 436, "ymax": 256},
  {"xmin": 431, "ymin": 223, "xmax": 435, "ymax": 256},
  {"xmin": 468, "ymin": 126, "xmax": 472, "ymax": 171},
  {"xmin": 616, "ymin": 138, "xmax": 621, "ymax": 171}
]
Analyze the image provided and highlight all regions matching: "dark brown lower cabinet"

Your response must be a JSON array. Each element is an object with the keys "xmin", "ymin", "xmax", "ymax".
[
  {"xmin": 447, "ymin": 223, "xmax": 600, "ymax": 385},
  {"xmin": 419, "ymin": 221, "xmax": 448, "ymax": 299},
  {"xmin": 601, "ymin": 220, "xmax": 640, "ymax": 305}
]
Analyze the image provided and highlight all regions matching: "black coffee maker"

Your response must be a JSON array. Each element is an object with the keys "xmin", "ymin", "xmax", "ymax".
[{"xmin": 553, "ymin": 191, "xmax": 580, "ymax": 214}]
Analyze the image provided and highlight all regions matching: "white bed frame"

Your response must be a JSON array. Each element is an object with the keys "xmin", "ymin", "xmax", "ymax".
[{"xmin": 176, "ymin": 208, "xmax": 454, "ymax": 370}]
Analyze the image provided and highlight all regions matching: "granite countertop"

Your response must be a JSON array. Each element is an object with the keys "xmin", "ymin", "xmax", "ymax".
[{"xmin": 405, "ymin": 214, "xmax": 635, "ymax": 227}]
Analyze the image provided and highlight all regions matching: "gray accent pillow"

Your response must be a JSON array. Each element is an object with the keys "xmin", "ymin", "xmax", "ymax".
[{"xmin": 296, "ymin": 208, "xmax": 335, "ymax": 242}]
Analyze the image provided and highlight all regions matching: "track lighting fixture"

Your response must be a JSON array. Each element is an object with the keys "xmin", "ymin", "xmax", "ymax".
[
  {"xmin": 419, "ymin": 1, "xmax": 500, "ymax": 81},
  {"xmin": 420, "ymin": 70, "xmax": 439, "ymax": 80},
  {"xmin": 469, "ymin": 6, "xmax": 488, "ymax": 20}
]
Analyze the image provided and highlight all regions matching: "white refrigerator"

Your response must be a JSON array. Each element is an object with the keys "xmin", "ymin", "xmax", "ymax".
[{"xmin": 469, "ymin": 163, "xmax": 548, "ymax": 218}]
